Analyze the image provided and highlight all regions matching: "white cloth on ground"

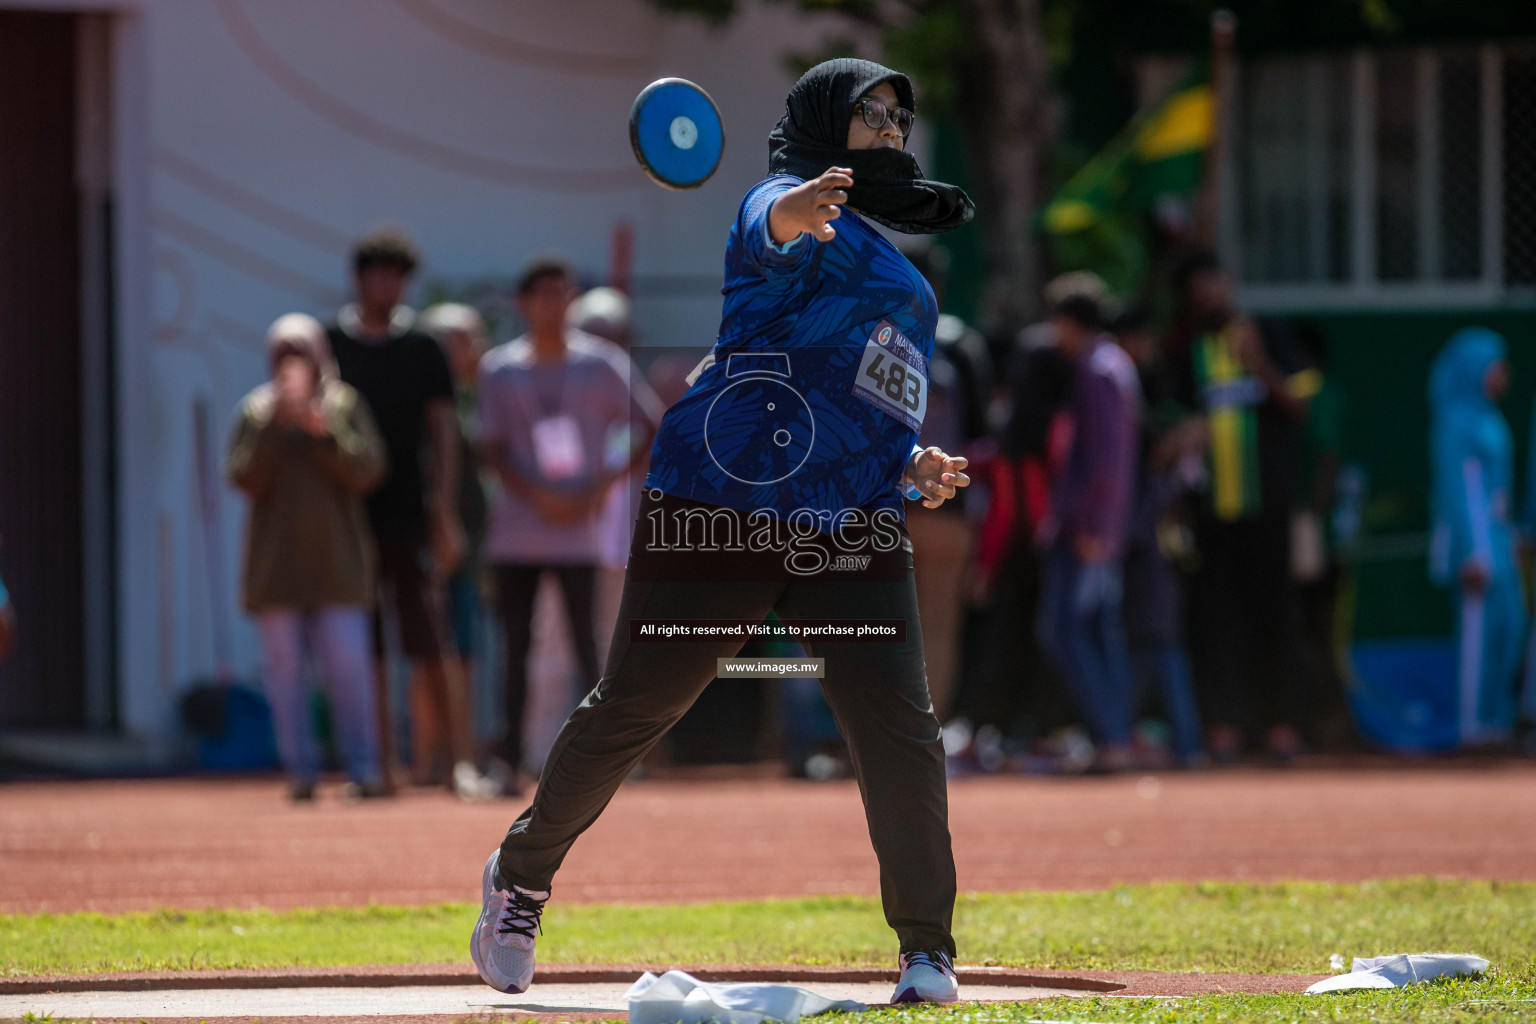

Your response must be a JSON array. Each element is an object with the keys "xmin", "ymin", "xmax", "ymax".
[
  {"xmin": 626, "ymin": 970, "xmax": 867, "ymax": 1024},
  {"xmin": 1305, "ymin": 953, "xmax": 1490, "ymax": 994}
]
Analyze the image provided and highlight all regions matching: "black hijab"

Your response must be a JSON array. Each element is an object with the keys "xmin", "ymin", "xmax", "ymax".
[{"xmin": 767, "ymin": 58, "xmax": 975, "ymax": 235}]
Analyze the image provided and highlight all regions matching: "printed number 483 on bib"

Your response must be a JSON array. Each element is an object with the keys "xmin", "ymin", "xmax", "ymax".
[{"xmin": 851, "ymin": 320, "xmax": 927, "ymax": 432}]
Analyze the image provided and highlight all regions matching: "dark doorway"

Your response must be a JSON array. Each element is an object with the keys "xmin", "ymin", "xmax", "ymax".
[{"xmin": 0, "ymin": 11, "xmax": 86, "ymax": 728}]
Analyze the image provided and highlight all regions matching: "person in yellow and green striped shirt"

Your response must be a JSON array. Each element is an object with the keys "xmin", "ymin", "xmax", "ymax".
[{"xmin": 1167, "ymin": 251, "xmax": 1311, "ymax": 763}]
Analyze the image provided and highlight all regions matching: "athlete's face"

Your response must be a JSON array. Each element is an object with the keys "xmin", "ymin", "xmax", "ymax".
[{"xmin": 846, "ymin": 81, "xmax": 906, "ymax": 152}]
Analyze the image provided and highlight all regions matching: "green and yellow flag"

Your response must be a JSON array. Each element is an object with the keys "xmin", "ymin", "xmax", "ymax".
[{"xmin": 1039, "ymin": 64, "xmax": 1213, "ymax": 297}]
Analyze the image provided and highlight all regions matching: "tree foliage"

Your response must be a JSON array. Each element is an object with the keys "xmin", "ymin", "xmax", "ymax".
[{"xmin": 645, "ymin": 0, "xmax": 1536, "ymax": 329}]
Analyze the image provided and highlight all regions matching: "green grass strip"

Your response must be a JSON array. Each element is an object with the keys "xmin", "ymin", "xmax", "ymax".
[{"xmin": 2, "ymin": 878, "xmax": 1531, "ymax": 978}]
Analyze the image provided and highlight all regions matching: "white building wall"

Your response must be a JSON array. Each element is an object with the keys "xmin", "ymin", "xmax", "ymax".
[{"xmin": 15, "ymin": 0, "xmax": 880, "ymax": 749}]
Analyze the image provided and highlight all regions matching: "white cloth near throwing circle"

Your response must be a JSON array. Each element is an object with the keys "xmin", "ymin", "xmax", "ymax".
[
  {"xmin": 627, "ymin": 970, "xmax": 868, "ymax": 1024},
  {"xmin": 1305, "ymin": 953, "xmax": 1490, "ymax": 994}
]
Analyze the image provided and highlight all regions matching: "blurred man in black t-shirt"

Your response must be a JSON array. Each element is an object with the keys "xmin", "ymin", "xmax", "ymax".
[{"xmin": 328, "ymin": 228, "xmax": 476, "ymax": 796}]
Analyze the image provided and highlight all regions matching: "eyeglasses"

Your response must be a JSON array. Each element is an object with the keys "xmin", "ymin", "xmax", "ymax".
[{"xmin": 855, "ymin": 98, "xmax": 914, "ymax": 139}]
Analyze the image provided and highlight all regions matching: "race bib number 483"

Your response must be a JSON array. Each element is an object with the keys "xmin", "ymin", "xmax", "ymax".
[{"xmin": 850, "ymin": 320, "xmax": 927, "ymax": 432}]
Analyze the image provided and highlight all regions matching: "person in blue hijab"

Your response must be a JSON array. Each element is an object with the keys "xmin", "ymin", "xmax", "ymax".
[
  {"xmin": 1429, "ymin": 327, "xmax": 1526, "ymax": 746},
  {"xmin": 1518, "ymin": 369, "xmax": 1536, "ymax": 735}
]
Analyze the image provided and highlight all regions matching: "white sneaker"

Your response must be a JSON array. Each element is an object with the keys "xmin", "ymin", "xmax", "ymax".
[
  {"xmin": 471, "ymin": 848, "xmax": 549, "ymax": 993},
  {"xmin": 891, "ymin": 949, "xmax": 959, "ymax": 1004},
  {"xmin": 453, "ymin": 761, "xmax": 500, "ymax": 802}
]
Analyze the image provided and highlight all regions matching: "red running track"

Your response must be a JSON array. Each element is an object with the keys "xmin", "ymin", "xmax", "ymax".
[{"xmin": 2, "ymin": 765, "xmax": 1534, "ymax": 913}]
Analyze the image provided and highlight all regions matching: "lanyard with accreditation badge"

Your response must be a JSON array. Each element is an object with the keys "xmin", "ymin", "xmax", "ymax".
[{"xmin": 513, "ymin": 351, "xmax": 585, "ymax": 481}]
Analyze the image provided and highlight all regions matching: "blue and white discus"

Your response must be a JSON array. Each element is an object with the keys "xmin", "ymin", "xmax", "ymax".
[{"xmin": 629, "ymin": 78, "xmax": 724, "ymax": 190}]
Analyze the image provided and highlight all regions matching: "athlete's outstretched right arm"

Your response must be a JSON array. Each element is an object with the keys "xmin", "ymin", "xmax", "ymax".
[
  {"xmin": 768, "ymin": 168, "xmax": 851, "ymax": 244},
  {"xmin": 735, "ymin": 171, "xmax": 851, "ymax": 282}
]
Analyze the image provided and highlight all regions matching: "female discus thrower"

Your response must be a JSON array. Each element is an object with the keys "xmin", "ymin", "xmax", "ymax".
[{"xmin": 473, "ymin": 58, "xmax": 975, "ymax": 1004}]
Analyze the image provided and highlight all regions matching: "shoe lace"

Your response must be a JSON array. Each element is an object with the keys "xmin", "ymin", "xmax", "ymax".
[
  {"xmin": 903, "ymin": 949, "xmax": 954, "ymax": 975},
  {"xmin": 495, "ymin": 887, "xmax": 548, "ymax": 941}
]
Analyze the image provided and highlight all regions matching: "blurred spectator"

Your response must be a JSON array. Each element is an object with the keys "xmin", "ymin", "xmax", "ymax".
[
  {"xmin": 327, "ymin": 228, "xmax": 478, "ymax": 796},
  {"xmin": 1033, "ymin": 272, "xmax": 1141, "ymax": 770},
  {"xmin": 909, "ymin": 248, "xmax": 994, "ymax": 722},
  {"xmin": 953, "ymin": 321, "xmax": 1073, "ymax": 752},
  {"xmin": 1430, "ymin": 328, "xmax": 1525, "ymax": 747},
  {"xmin": 478, "ymin": 258, "xmax": 662, "ymax": 794},
  {"xmin": 1291, "ymin": 321, "xmax": 1354, "ymax": 749},
  {"xmin": 1166, "ymin": 250, "xmax": 1308, "ymax": 762},
  {"xmin": 1521, "ymin": 381, "xmax": 1536, "ymax": 740},
  {"xmin": 910, "ymin": 248, "xmax": 995, "ymax": 449},
  {"xmin": 998, "ymin": 321, "xmax": 1076, "ymax": 534},
  {"xmin": 0, "ymin": 536, "xmax": 14, "ymax": 662},
  {"xmin": 1112, "ymin": 308, "xmax": 1204, "ymax": 766},
  {"xmin": 419, "ymin": 303, "xmax": 494, "ymax": 761},
  {"xmin": 567, "ymin": 285, "xmax": 642, "ymax": 667},
  {"xmin": 225, "ymin": 314, "xmax": 388, "ymax": 800},
  {"xmin": 568, "ymin": 286, "xmax": 633, "ymax": 349}
]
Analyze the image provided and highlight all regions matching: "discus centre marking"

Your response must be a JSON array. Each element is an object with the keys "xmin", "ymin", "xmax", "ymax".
[{"xmin": 670, "ymin": 116, "xmax": 698, "ymax": 149}]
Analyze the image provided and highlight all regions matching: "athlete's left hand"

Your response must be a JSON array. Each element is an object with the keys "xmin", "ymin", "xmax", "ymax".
[{"xmin": 905, "ymin": 446, "xmax": 970, "ymax": 509}]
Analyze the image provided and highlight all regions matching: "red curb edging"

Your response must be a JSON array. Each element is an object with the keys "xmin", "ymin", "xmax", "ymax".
[{"xmin": 0, "ymin": 962, "xmax": 1327, "ymax": 998}]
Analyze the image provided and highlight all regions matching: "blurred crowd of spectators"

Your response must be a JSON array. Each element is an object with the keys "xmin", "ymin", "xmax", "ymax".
[
  {"xmin": 221, "ymin": 224, "xmax": 1536, "ymax": 801},
  {"xmin": 913, "ymin": 249, "xmax": 1355, "ymax": 774},
  {"xmin": 226, "ymin": 228, "xmax": 663, "ymax": 800}
]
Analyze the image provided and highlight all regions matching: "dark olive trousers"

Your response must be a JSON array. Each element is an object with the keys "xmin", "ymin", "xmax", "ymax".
[{"xmin": 497, "ymin": 547, "xmax": 957, "ymax": 956}]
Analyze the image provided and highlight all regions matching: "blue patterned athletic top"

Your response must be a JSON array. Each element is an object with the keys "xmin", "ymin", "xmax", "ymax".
[{"xmin": 645, "ymin": 174, "xmax": 937, "ymax": 523}]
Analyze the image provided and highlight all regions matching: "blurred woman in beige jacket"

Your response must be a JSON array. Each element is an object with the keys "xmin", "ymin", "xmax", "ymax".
[{"xmin": 227, "ymin": 313, "xmax": 387, "ymax": 800}]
